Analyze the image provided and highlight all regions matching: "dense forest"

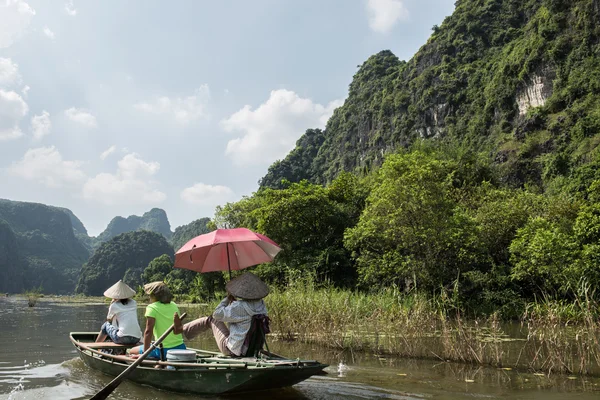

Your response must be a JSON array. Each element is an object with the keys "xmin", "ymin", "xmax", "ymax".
[{"xmin": 75, "ymin": 231, "xmax": 174, "ymax": 296}]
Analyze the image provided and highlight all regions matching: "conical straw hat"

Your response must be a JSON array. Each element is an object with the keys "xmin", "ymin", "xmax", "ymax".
[
  {"xmin": 226, "ymin": 272, "xmax": 269, "ymax": 300},
  {"xmin": 103, "ymin": 280, "xmax": 136, "ymax": 299}
]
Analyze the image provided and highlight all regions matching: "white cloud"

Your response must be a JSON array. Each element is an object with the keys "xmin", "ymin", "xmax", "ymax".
[
  {"xmin": 64, "ymin": 107, "xmax": 97, "ymax": 128},
  {"xmin": 117, "ymin": 152, "xmax": 160, "ymax": 179},
  {"xmin": 180, "ymin": 183, "xmax": 234, "ymax": 206},
  {"xmin": 100, "ymin": 145, "xmax": 116, "ymax": 160},
  {"xmin": 366, "ymin": 0, "xmax": 409, "ymax": 33},
  {"xmin": 0, "ymin": 58, "xmax": 21, "ymax": 87},
  {"xmin": 0, "ymin": 89, "xmax": 28, "ymax": 141},
  {"xmin": 8, "ymin": 146, "xmax": 85, "ymax": 188},
  {"xmin": 43, "ymin": 26, "xmax": 55, "ymax": 40},
  {"xmin": 221, "ymin": 89, "xmax": 343, "ymax": 166},
  {"xmin": 83, "ymin": 153, "xmax": 166, "ymax": 206},
  {"xmin": 22, "ymin": 85, "xmax": 30, "ymax": 96},
  {"xmin": 134, "ymin": 85, "xmax": 210, "ymax": 124},
  {"xmin": 31, "ymin": 110, "xmax": 51, "ymax": 140},
  {"xmin": 0, "ymin": 0, "xmax": 36, "ymax": 48},
  {"xmin": 64, "ymin": 0, "xmax": 76, "ymax": 16}
]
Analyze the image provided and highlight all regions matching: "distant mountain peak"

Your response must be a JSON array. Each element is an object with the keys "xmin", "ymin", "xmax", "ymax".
[{"xmin": 96, "ymin": 208, "xmax": 172, "ymax": 244}]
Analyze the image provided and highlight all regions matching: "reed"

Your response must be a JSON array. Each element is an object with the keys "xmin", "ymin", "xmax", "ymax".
[
  {"xmin": 24, "ymin": 290, "xmax": 42, "ymax": 307},
  {"xmin": 263, "ymin": 279, "xmax": 600, "ymax": 376},
  {"xmin": 520, "ymin": 282, "xmax": 600, "ymax": 375}
]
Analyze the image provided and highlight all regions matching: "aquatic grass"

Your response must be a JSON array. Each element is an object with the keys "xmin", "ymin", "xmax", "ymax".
[
  {"xmin": 263, "ymin": 279, "xmax": 600, "ymax": 376},
  {"xmin": 520, "ymin": 282, "xmax": 600, "ymax": 375},
  {"xmin": 23, "ymin": 287, "xmax": 43, "ymax": 307}
]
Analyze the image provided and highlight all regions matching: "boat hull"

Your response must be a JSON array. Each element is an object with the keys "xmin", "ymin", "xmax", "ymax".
[{"xmin": 71, "ymin": 332, "xmax": 327, "ymax": 395}]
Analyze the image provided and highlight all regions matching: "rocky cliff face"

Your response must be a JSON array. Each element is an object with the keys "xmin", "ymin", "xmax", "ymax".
[
  {"xmin": 261, "ymin": 0, "xmax": 600, "ymax": 189},
  {"xmin": 516, "ymin": 67, "xmax": 555, "ymax": 116}
]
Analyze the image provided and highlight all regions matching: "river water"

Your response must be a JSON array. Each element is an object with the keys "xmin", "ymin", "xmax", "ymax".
[{"xmin": 1, "ymin": 297, "xmax": 599, "ymax": 400}]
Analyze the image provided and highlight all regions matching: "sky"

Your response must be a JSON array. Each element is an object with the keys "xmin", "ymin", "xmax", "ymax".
[{"xmin": 0, "ymin": 0, "xmax": 456, "ymax": 236}]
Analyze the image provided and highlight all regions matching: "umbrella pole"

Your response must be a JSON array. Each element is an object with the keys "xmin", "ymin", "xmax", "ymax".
[{"xmin": 226, "ymin": 243, "xmax": 232, "ymax": 280}]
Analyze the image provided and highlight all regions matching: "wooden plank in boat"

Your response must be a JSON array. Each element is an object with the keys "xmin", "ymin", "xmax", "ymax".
[{"xmin": 82, "ymin": 342, "xmax": 137, "ymax": 349}]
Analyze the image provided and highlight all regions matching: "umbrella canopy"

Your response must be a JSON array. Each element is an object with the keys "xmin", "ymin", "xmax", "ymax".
[{"xmin": 174, "ymin": 228, "xmax": 281, "ymax": 274}]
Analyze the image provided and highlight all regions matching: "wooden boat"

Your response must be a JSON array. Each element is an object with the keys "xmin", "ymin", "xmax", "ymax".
[{"xmin": 70, "ymin": 332, "xmax": 328, "ymax": 395}]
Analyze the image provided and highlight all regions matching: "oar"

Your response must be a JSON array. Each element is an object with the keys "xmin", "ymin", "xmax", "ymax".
[{"xmin": 90, "ymin": 312, "xmax": 187, "ymax": 400}]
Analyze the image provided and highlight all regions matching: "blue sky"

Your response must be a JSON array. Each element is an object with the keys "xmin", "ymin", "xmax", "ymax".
[{"xmin": 0, "ymin": 0, "xmax": 455, "ymax": 235}]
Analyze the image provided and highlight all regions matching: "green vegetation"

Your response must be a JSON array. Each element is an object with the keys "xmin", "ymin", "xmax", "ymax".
[
  {"xmin": 216, "ymin": 141, "xmax": 600, "ymax": 317},
  {"xmin": 76, "ymin": 230, "xmax": 174, "ymax": 296},
  {"xmin": 262, "ymin": 279, "xmax": 600, "ymax": 375},
  {"xmin": 0, "ymin": 219, "xmax": 25, "ymax": 293},
  {"xmin": 1, "ymin": 2, "xmax": 599, "ymax": 375},
  {"xmin": 215, "ymin": 172, "xmax": 367, "ymax": 286},
  {"xmin": 262, "ymin": 0, "xmax": 600, "ymax": 191},
  {"xmin": 25, "ymin": 285, "xmax": 43, "ymax": 307},
  {"xmin": 171, "ymin": 217, "xmax": 211, "ymax": 251},
  {"xmin": 139, "ymin": 218, "xmax": 225, "ymax": 301},
  {"xmin": 211, "ymin": 0, "xmax": 600, "ymax": 318},
  {"xmin": 0, "ymin": 199, "xmax": 90, "ymax": 294}
]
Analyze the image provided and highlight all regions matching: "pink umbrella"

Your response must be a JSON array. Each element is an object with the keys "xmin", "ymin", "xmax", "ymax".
[{"xmin": 173, "ymin": 228, "xmax": 282, "ymax": 277}]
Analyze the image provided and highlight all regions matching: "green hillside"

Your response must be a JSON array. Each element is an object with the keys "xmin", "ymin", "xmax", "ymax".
[
  {"xmin": 171, "ymin": 217, "xmax": 211, "ymax": 251},
  {"xmin": 0, "ymin": 220, "xmax": 25, "ymax": 293},
  {"xmin": 218, "ymin": 0, "xmax": 600, "ymax": 316},
  {"xmin": 0, "ymin": 199, "xmax": 91, "ymax": 293},
  {"xmin": 261, "ymin": 0, "xmax": 600, "ymax": 191},
  {"xmin": 76, "ymin": 230, "xmax": 174, "ymax": 296}
]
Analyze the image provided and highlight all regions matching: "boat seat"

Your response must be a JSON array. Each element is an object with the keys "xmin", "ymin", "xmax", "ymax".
[
  {"xmin": 240, "ymin": 314, "xmax": 270, "ymax": 358},
  {"xmin": 84, "ymin": 341, "xmax": 139, "ymax": 349}
]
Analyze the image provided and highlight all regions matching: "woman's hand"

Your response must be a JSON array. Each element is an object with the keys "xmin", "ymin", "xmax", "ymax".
[{"xmin": 173, "ymin": 312, "xmax": 183, "ymax": 334}]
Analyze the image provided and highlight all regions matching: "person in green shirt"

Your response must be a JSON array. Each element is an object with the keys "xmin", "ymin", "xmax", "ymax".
[{"xmin": 128, "ymin": 281, "xmax": 185, "ymax": 360}]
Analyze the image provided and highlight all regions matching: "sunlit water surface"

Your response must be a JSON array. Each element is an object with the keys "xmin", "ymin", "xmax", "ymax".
[{"xmin": 1, "ymin": 297, "xmax": 599, "ymax": 399}]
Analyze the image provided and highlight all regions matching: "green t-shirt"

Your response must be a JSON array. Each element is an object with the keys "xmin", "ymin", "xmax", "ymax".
[{"xmin": 145, "ymin": 301, "xmax": 184, "ymax": 349}]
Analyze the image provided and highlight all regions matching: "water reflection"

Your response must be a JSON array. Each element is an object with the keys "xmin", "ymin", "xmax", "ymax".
[{"xmin": 1, "ymin": 298, "xmax": 599, "ymax": 400}]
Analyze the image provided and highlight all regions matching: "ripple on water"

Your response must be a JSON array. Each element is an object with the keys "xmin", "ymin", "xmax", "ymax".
[{"xmin": 295, "ymin": 376, "xmax": 428, "ymax": 400}]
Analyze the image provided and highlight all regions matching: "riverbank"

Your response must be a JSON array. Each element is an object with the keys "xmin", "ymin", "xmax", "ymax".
[
  {"xmin": 263, "ymin": 283, "xmax": 600, "ymax": 377},
  {"xmin": 11, "ymin": 284, "xmax": 600, "ymax": 377}
]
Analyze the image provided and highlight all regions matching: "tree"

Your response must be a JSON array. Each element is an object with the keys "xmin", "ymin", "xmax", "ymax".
[
  {"xmin": 76, "ymin": 231, "xmax": 174, "ymax": 296},
  {"xmin": 142, "ymin": 254, "xmax": 173, "ymax": 283},
  {"xmin": 345, "ymin": 150, "xmax": 483, "ymax": 291}
]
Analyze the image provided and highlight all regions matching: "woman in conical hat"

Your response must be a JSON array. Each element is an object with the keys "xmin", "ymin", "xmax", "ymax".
[
  {"xmin": 95, "ymin": 280, "xmax": 142, "ymax": 345},
  {"xmin": 178, "ymin": 272, "xmax": 269, "ymax": 357}
]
